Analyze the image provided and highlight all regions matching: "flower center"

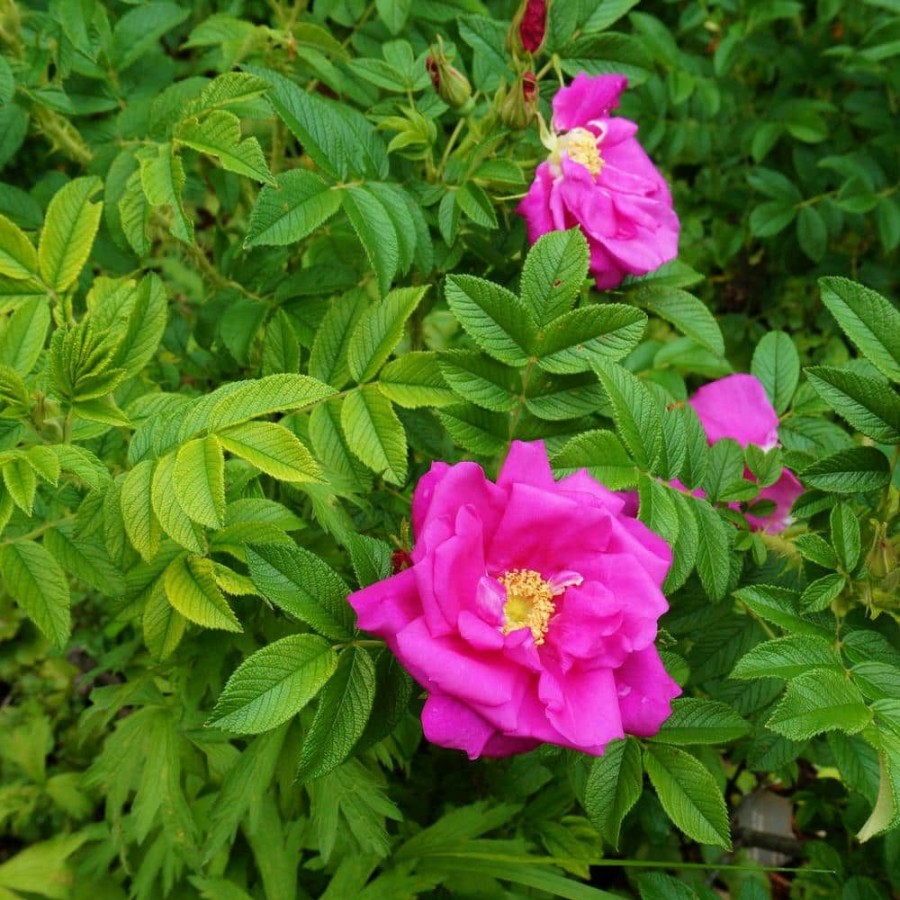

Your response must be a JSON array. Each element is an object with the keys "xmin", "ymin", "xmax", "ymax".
[
  {"xmin": 499, "ymin": 569, "xmax": 556, "ymax": 645},
  {"xmin": 557, "ymin": 127, "xmax": 603, "ymax": 176}
]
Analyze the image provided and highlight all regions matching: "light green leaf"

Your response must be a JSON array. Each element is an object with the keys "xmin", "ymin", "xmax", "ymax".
[
  {"xmin": 644, "ymin": 744, "xmax": 731, "ymax": 849},
  {"xmin": 218, "ymin": 421, "xmax": 321, "ymax": 483},
  {"xmin": 806, "ymin": 365, "xmax": 900, "ymax": 443},
  {"xmin": 174, "ymin": 435, "xmax": 226, "ymax": 529},
  {"xmin": 445, "ymin": 274, "xmax": 536, "ymax": 367},
  {"xmin": 0, "ymin": 212, "xmax": 38, "ymax": 279},
  {"xmin": 2, "ymin": 456, "xmax": 35, "ymax": 514},
  {"xmin": 246, "ymin": 542, "xmax": 355, "ymax": 640},
  {"xmin": 439, "ymin": 350, "xmax": 520, "ymax": 413},
  {"xmin": 244, "ymin": 169, "xmax": 341, "ymax": 248},
  {"xmin": 583, "ymin": 737, "xmax": 642, "ymax": 849},
  {"xmin": 857, "ymin": 729, "xmax": 900, "ymax": 841},
  {"xmin": 0, "ymin": 295, "xmax": 49, "ymax": 375},
  {"xmin": 341, "ymin": 385, "xmax": 407, "ymax": 485},
  {"xmin": 768, "ymin": 669, "xmax": 871, "ymax": 740},
  {"xmin": 632, "ymin": 285, "xmax": 724, "ymax": 357},
  {"xmin": 520, "ymin": 228, "xmax": 589, "ymax": 326},
  {"xmin": 152, "ymin": 453, "xmax": 205, "ymax": 553},
  {"xmin": 187, "ymin": 72, "xmax": 271, "ymax": 113},
  {"xmin": 297, "ymin": 646, "xmax": 376, "ymax": 782},
  {"xmin": 139, "ymin": 143, "xmax": 193, "ymax": 243},
  {"xmin": 456, "ymin": 182, "xmax": 498, "ymax": 230},
  {"xmin": 309, "ymin": 289, "xmax": 369, "ymax": 389},
  {"xmin": 44, "ymin": 524, "xmax": 125, "ymax": 597},
  {"xmin": 208, "ymin": 634, "xmax": 337, "ymax": 733},
  {"xmin": 38, "ymin": 176, "xmax": 103, "ymax": 292},
  {"xmin": 378, "ymin": 352, "xmax": 456, "ymax": 408},
  {"xmin": 341, "ymin": 186, "xmax": 399, "ymax": 297},
  {"xmin": 121, "ymin": 459, "xmax": 161, "ymax": 561},
  {"xmin": 143, "ymin": 580, "xmax": 186, "ymax": 661},
  {"xmin": 819, "ymin": 276, "xmax": 900, "ymax": 382},
  {"xmin": 731, "ymin": 634, "xmax": 843, "ymax": 680},
  {"xmin": 0, "ymin": 540, "xmax": 69, "ymax": 647},
  {"xmin": 752, "ymin": 331, "xmax": 799, "ymax": 414},
  {"xmin": 176, "ymin": 109, "xmax": 275, "ymax": 185},
  {"xmin": 348, "ymin": 286, "xmax": 428, "ymax": 382},
  {"xmin": 164, "ymin": 553, "xmax": 242, "ymax": 632},
  {"xmin": 0, "ymin": 833, "xmax": 91, "ymax": 900},
  {"xmin": 438, "ymin": 403, "xmax": 508, "ymax": 456}
]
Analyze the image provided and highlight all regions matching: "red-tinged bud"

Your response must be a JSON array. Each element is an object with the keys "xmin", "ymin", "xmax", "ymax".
[
  {"xmin": 391, "ymin": 549, "xmax": 413, "ymax": 574},
  {"xmin": 498, "ymin": 72, "xmax": 539, "ymax": 130},
  {"xmin": 509, "ymin": 0, "xmax": 550, "ymax": 56},
  {"xmin": 426, "ymin": 41, "xmax": 474, "ymax": 112}
]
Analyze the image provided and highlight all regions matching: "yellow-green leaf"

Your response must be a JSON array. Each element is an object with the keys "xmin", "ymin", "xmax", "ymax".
[
  {"xmin": 120, "ymin": 459, "xmax": 161, "ymax": 561},
  {"xmin": 164, "ymin": 553, "xmax": 242, "ymax": 632},
  {"xmin": 0, "ymin": 212, "xmax": 38, "ymax": 280},
  {"xmin": 152, "ymin": 453, "xmax": 206, "ymax": 552},
  {"xmin": 218, "ymin": 421, "xmax": 321, "ymax": 483},
  {"xmin": 174, "ymin": 435, "xmax": 226, "ymax": 529}
]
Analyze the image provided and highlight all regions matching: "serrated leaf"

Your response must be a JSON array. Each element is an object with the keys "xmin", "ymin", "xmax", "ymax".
[
  {"xmin": 38, "ymin": 177, "xmax": 103, "ymax": 292},
  {"xmin": 219, "ymin": 421, "xmax": 321, "ymax": 483},
  {"xmin": 297, "ymin": 647, "xmax": 376, "ymax": 782},
  {"xmin": 691, "ymin": 496, "xmax": 732, "ymax": 602},
  {"xmin": 735, "ymin": 584, "xmax": 833, "ymax": 637},
  {"xmin": 806, "ymin": 366, "xmax": 900, "ymax": 443},
  {"xmin": 800, "ymin": 446, "xmax": 890, "ymax": 493},
  {"xmin": 800, "ymin": 572, "xmax": 846, "ymax": 613},
  {"xmin": 143, "ymin": 580, "xmax": 186, "ymax": 661},
  {"xmin": 583, "ymin": 737, "xmax": 642, "ymax": 849},
  {"xmin": 244, "ymin": 169, "xmax": 341, "ymax": 248},
  {"xmin": 0, "ymin": 213, "xmax": 38, "ymax": 279},
  {"xmin": 536, "ymin": 305, "xmax": 647, "ymax": 374},
  {"xmin": 858, "ymin": 729, "xmax": 900, "ymax": 841},
  {"xmin": 593, "ymin": 363, "xmax": 661, "ymax": 471},
  {"xmin": 632, "ymin": 285, "xmax": 724, "ymax": 357},
  {"xmin": 0, "ymin": 295, "xmax": 50, "ymax": 375},
  {"xmin": 0, "ymin": 541, "xmax": 70, "ymax": 648},
  {"xmin": 819, "ymin": 277, "xmax": 900, "ymax": 382},
  {"xmin": 346, "ymin": 534, "xmax": 392, "ymax": 588},
  {"xmin": 752, "ymin": 331, "xmax": 799, "ymax": 414},
  {"xmin": 830, "ymin": 501, "xmax": 860, "ymax": 572},
  {"xmin": 520, "ymin": 228, "xmax": 589, "ymax": 326},
  {"xmin": 651, "ymin": 698, "xmax": 750, "ymax": 745},
  {"xmin": 177, "ymin": 109, "xmax": 275, "ymax": 185},
  {"xmin": 309, "ymin": 290, "xmax": 369, "ymax": 389},
  {"xmin": 121, "ymin": 459, "xmax": 161, "ymax": 560},
  {"xmin": 644, "ymin": 745, "xmax": 731, "ymax": 849},
  {"xmin": 3, "ymin": 456, "xmax": 35, "ymax": 514},
  {"xmin": 348, "ymin": 286, "xmax": 427, "ymax": 382},
  {"xmin": 205, "ymin": 373, "xmax": 335, "ymax": 431},
  {"xmin": 378, "ymin": 352, "xmax": 456, "ymax": 408},
  {"xmin": 139, "ymin": 143, "xmax": 193, "ymax": 243},
  {"xmin": 44, "ymin": 524, "xmax": 125, "ymax": 597},
  {"xmin": 174, "ymin": 435, "xmax": 226, "ymax": 529},
  {"xmin": 794, "ymin": 533, "xmax": 838, "ymax": 569},
  {"xmin": 208, "ymin": 634, "xmax": 337, "ymax": 734},
  {"xmin": 341, "ymin": 385, "xmax": 407, "ymax": 485},
  {"xmin": 342, "ymin": 186, "xmax": 398, "ymax": 298},
  {"xmin": 152, "ymin": 453, "xmax": 205, "ymax": 553},
  {"xmin": 768, "ymin": 669, "xmax": 871, "ymax": 740},
  {"xmin": 438, "ymin": 403, "xmax": 508, "ymax": 456},
  {"xmin": 246, "ymin": 542, "xmax": 355, "ymax": 640},
  {"xmin": 731, "ymin": 635, "xmax": 843, "ymax": 680},
  {"xmin": 439, "ymin": 350, "xmax": 519, "ymax": 413},
  {"xmin": 164, "ymin": 553, "xmax": 242, "ymax": 633},
  {"xmin": 445, "ymin": 274, "xmax": 536, "ymax": 367}
]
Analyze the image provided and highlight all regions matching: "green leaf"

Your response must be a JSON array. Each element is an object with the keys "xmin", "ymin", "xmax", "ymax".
[
  {"xmin": 830, "ymin": 501, "xmax": 861, "ymax": 572},
  {"xmin": 536, "ymin": 305, "xmax": 647, "ymax": 374},
  {"xmin": 38, "ymin": 176, "xmax": 103, "ymax": 292},
  {"xmin": 348, "ymin": 286, "xmax": 427, "ymax": 382},
  {"xmin": 139, "ymin": 143, "xmax": 193, "ymax": 243},
  {"xmin": 376, "ymin": 0, "xmax": 411, "ymax": 34},
  {"xmin": 205, "ymin": 373, "xmax": 335, "ymax": 431},
  {"xmin": 174, "ymin": 435, "xmax": 226, "ymax": 529},
  {"xmin": 262, "ymin": 309, "xmax": 300, "ymax": 376},
  {"xmin": 818, "ymin": 277, "xmax": 900, "ymax": 382},
  {"xmin": 731, "ymin": 635, "xmax": 843, "ymax": 680},
  {"xmin": 768, "ymin": 669, "xmax": 871, "ymax": 740},
  {"xmin": 341, "ymin": 186, "xmax": 399, "ymax": 297},
  {"xmin": 208, "ymin": 634, "xmax": 337, "ymax": 734},
  {"xmin": 379, "ymin": 352, "xmax": 456, "ymax": 408},
  {"xmin": 806, "ymin": 366, "xmax": 900, "ymax": 443},
  {"xmin": 438, "ymin": 404, "xmax": 507, "ymax": 456},
  {"xmin": 651, "ymin": 698, "xmax": 750, "ymax": 745},
  {"xmin": 800, "ymin": 446, "xmax": 890, "ymax": 493},
  {"xmin": 691, "ymin": 497, "xmax": 732, "ymax": 602},
  {"xmin": 176, "ymin": 109, "xmax": 275, "ymax": 185},
  {"xmin": 735, "ymin": 584, "xmax": 833, "ymax": 637},
  {"xmin": 794, "ymin": 533, "xmax": 838, "ymax": 569},
  {"xmin": 638, "ymin": 474, "xmax": 679, "ymax": 547},
  {"xmin": 346, "ymin": 534, "xmax": 392, "ymax": 588},
  {"xmin": 44, "ymin": 524, "xmax": 125, "ymax": 597},
  {"xmin": 857, "ymin": 729, "xmax": 900, "ymax": 841},
  {"xmin": 111, "ymin": 1, "xmax": 189, "ymax": 70},
  {"xmin": 800, "ymin": 572, "xmax": 846, "ymax": 613},
  {"xmin": 218, "ymin": 421, "xmax": 321, "ymax": 483},
  {"xmin": 439, "ymin": 350, "xmax": 520, "ymax": 413},
  {"xmin": 583, "ymin": 737, "xmax": 642, "ymax": 849},
  {"xmin": 520, "ymin": 228, "xmax": 589, "ymax": 326},
  {"xmin": 593, "ymin": 363, "xmax": 661, "ymax": 471},
  {"xmin": 2, "ymin": 456, "xmax": 35, "ymax": 514},
  {"xmin": 143, "ymin": 581, "xmax": 186, "ymax": 662},
  {"xmin": 456, "ymin": 182, "xmax": 498, "ymax": 230},
  {"xmin": 244, "ymin": 170, "xmax": 341, "ymax": 248},
  {"xmin": 246, "ymin": 542, "xmax": 355, "ymax": 640},
  {"xmin": 702, "ymin": 437, "xmax": 746, "ymax": 503},
  {"xmin": 152, "ymin": 453, "xmax": 205, "ymax": 553},
  {"xmin": 644, "ymin": 744, "xmax": 731, "ymax": 849},
  {"xmin": 752, "ymin": 331, "xmax": 799, "ymax": 414},
  {"xmin": 120, "ymin": 459, "xmax": 161, "ymax": 561},
  {"xmin": 852, "ymin": 662, "xmax": 900, "ymax": 702},
  {"xmin": 0, "ymin": 212, "xmax": 38, "ymax": 279},
  {"xmin": 164, "ymin": 553, "xmax": 242, "ymax": 632},
  {"xmin": 309, "ymin": 289, "xmax": 369, "ymax": 389},
  {"xmin": 445, "ymin": 274, "xmax": 536, "ymax": 367},
  {"xmin": 0, "ymin": 541, "xmax": 70, "ymax": 648},
  {"xmin": 797, "ymin": 205, "xmax": 827, "ymax": 262},
  {"xmin": 297, "ymin": 646, "xmax": 376, "ymax": 782},
  {"xmin": 631, "ymin": 285, "xmax": 724, "ymax": 357},
  {"xmin": 341, "ymin": 385, "xmax": 407, "ymax": 485},
  {"xmin": 524, "ymin": 376, "xmax": 606, "ymax": 421},
  {"xmin": 187, "ymin": 72, "xmax": 271, "ymax": 113}
]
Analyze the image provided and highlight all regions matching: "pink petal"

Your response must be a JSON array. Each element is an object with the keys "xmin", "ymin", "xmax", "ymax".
[
  {"xmin": 747, "ymin": 468, "xmax": 803, "ymax": 533},
  {"xmin": 349, "ymin": 567, "xmax": 420, "ymax": 652},
  {"xmin": 552, "ymin": 73, "xmax": 628, "ymax": 132},
  {"xmin": 615, "ymin": 646, "xmax": 681, "ymax": 736},
  {"xmin": 497, "ymin": 440, "xmax": 556, "ymax": 491},
  {"xmin": 557, "ymin": 469, "xmax": 627, "ymax": 515},
  {"xmin": 689, "ymin": 374, "xmax": 780, "ymax": 450},
  {"xmin": 516, "ymin": 163, "xmax": 558, "ymax": 243},
  {"xmin": 422, "ymin": 692, "xmax": 500, "ymax": 759}
]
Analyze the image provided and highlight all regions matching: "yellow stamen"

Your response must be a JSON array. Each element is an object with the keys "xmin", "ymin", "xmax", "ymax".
[
  {"xmin": 499, "ymin": 569, "xmax": 556, "ymax": 646},
  {"xmin": 557, "ymin": 127, "xmax": 604, "ymax": 177}
]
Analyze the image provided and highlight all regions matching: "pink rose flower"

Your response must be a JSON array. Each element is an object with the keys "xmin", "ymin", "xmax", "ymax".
[
  {"xmin": 688, "ymin": 374, "xmax": 803, "ymax": 533},
  {"xmin": 516, "ymin": 73, "xmax": 680, "ymax": 290},
  {"xmin": 349, "ymin": 441, "xmax": 680, "ymax": 759}
]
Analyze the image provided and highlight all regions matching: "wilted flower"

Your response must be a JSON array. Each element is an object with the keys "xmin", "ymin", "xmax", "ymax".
[
  {"xmin": 689, "ymin": 374, "xmax": 803, "ymax": 533},
  {"xmin": 517, "ymin": 73, "xmax": 679, "ymax": 290},
  {"xmin": 349, "ymin": 441, "xmax": 680, "ymax": 759}
]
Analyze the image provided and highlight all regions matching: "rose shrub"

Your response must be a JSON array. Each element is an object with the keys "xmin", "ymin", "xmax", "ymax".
[
  {"xmin": 350, "ymin": 441, "xmax": 680, "ymax": 759},
  {"xmin": 516, "ymin": 73, "xmax": 680, "ymax": 290}
]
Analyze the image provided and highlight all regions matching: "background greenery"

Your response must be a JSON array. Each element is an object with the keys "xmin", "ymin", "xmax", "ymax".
[{"xmin": 0, "ymin": 0, "xmax": 898, "ymax": 897}]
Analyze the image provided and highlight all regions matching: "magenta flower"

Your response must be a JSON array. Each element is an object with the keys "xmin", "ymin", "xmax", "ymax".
[
  {"xmin": 349, "ymin": 441, "xmax": 680, "ymax": 759},
  {"xmin": 689, "ymin": 374, "xmax": 803, "ymax": 533},
  {"xmin": 516, "ymin": 73, "xmax": 680, "ymax": 290}
]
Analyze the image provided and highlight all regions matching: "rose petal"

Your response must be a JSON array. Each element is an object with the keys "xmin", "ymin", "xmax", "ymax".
[
  {"xmin": 349, "ymin": 567, "xmax": 420, "ymax": 652},
  {"xmin": 615, "ymin": 646, "xmax": 681, "ymax": 736},
  {"xmin": 689, "ymin": 374, "xmax": 780, "ymax": 450},
  {"xmin": 552, "ymin": 72, "xmax": 628, "ymax": 131},
  {"xmin": 422, "ymin": 692, "xmax": 500, "ymax": 759}
]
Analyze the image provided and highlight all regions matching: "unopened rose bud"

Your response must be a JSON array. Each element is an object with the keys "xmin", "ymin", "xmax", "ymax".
[
  {"xmin": 426, "ymin": 43, "xmax": 474, "ymax": 112},
  {"xmin": 866, "ymin": 521, "xmax": 898, "ymax": 580},
  {"xmin": 508, "ymin": 0, "xmax": 550, "ymax": 56},
  {"xmin": 498, "ymin": 72, "xmax": 539, "ymax": 130}
]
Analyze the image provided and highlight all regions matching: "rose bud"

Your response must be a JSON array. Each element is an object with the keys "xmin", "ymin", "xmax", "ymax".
[
  {"xmin": 498, "ymin": 72, "xmax": 539, "ymax": 130},
  {"xmin": 509, "ymin": 0, "xmax": 550, "ymax": 56},
  {"xmin": 426, "ymin": 43, "xmax": 474, "ymax": 113}
]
